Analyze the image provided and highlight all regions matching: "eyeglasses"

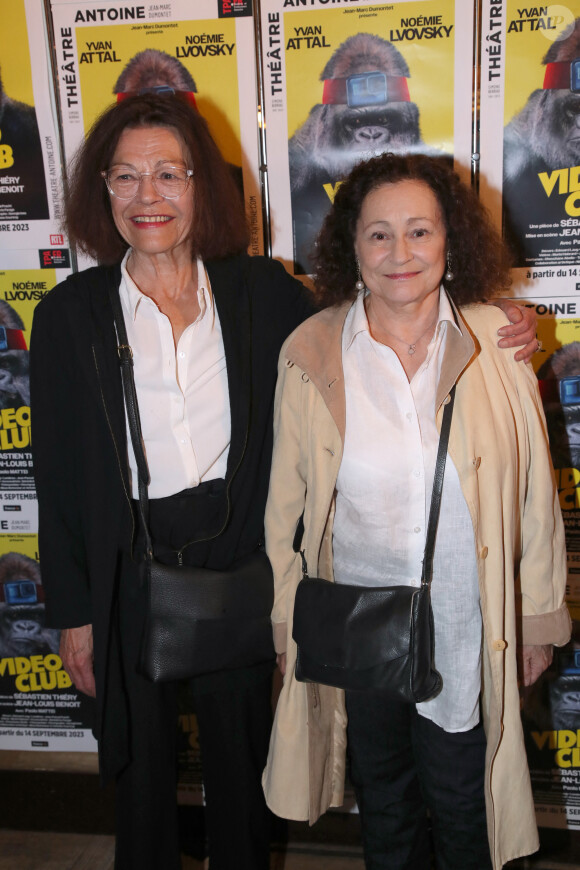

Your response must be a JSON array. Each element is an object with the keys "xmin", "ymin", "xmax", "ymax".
[{"xmin": 101, "ymin": 164, "xmax": 194, "ymax": 200}]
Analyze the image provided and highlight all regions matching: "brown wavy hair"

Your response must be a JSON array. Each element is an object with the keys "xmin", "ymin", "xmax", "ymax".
[
  {"xmin": 313, "ymin": 152, "xmax": 512, "ymax": 308},
  {"xmin": 64, "ymin": 94, "xmax": 249, "ymax": 264}
]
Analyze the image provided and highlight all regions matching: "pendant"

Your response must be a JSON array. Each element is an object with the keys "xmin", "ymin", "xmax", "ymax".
[{"xmin": 408, "ymin": 345, "xmax": 416, "ymax": 355}]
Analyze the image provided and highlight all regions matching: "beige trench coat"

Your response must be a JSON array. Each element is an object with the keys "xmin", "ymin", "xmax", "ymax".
[{"xmin": 262, "ymin": 299, "xmax": 571, "ymax": 869}]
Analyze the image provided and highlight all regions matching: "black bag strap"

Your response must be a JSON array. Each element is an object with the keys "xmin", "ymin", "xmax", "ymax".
[
  {"xmin": 107, "ymin": 278, "xmax": 153, "ymax": 558},
  {"xmin": 421, "ymin": 384, "xmax": 456, "ymax": 588}
]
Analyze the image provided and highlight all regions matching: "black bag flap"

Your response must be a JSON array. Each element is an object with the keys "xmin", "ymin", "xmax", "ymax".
[
  {"xmin": 292, "ymin": 577, "xmax": 418, "ymax": 670},
  {"xmin": 150, "ymin": 549, "xmax": 273, "ymax": 622}
]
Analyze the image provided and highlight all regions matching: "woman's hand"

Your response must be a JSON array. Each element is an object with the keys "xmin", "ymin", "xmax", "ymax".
[
  {"xmin": 60, "ymin": 624, "xmax": 96, "ymax": 697},
  {"xmin": 277, "ymin": 652, "xmax": 287, "ymax": 677},
  {"xmin": 493, "ymin": 299, "xmax": 538, "ymax": 363},
  {"xmin": 517, "ymin": 644, "xmax": 553, "ymax": 687}
]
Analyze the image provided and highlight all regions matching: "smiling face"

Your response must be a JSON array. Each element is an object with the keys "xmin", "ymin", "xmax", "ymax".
[
  {"xmin": 354, "ymin": 179, "xmax": 447, "ymax": 312},
  {"xmin": 107, "ymin": 125, "xmax": 194, "ymax": 259}
]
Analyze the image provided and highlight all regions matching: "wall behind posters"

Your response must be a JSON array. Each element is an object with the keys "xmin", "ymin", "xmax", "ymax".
[{"xmin": 479, "ymin": 0, "xmax": 580, "ymax": 830}]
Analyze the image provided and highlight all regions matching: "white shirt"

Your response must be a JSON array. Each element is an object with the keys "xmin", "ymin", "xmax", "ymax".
[
  {"xmin": 119, "ymin": 251, "xmax": 230, "ymax": 499},
  {"xmin": 333, "ymin": 289, "xmax": 481, "ymax": 732}
]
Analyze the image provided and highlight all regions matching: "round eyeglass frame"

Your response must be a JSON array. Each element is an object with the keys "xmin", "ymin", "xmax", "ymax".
[{"xmin": 101, "ymin": 167, "xmax": 194, "ymax": 200}]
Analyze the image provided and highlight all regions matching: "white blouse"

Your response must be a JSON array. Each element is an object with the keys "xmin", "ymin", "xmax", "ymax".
[
  {"xmin": 333, "ymin": 289, "xmax": 481, "ymax": 732},
  {"xmin": 119, "ymin": 251, "xmax": 230, "ymax": 500}
]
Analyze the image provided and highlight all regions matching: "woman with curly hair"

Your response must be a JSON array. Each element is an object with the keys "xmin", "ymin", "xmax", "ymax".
[{"xmin": 262, "ymin": 153, "xmax": 570, "ymax": 869}]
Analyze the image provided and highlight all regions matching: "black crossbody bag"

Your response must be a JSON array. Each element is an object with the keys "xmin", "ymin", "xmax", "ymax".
[
  {"xmin": 292, "ymin": 385, "xmax": 455, "ymax": 701},
  {"xmin": 108, "ymin": 281, "xmax": 274, "ymax": 683}
]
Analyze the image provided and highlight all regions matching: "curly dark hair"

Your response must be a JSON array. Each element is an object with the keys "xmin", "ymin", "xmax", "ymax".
[
  {"xmin": 64, "ymin": 94, "xmax": 248, "ymax": 264},
  {"xmin": 313, "ymin": 152, "xmax": 512, "ymax": 308}
]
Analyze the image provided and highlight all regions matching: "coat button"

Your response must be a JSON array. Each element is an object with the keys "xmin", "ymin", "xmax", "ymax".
[
  {"xmin": 479, "ymin": 546, "xmax": 488, "ymax": 559},
  {"xmin": 492, "ymin": 639, "xmax": 507, "ymax": 651},
  {"xmin": 473, "ymin": 457, "xmax": 481, "ymax": 470},
  {"xmin": 285, "ymin": 359, "xmax": 294, "ymax": 368},
  {"xmin": 301, "ymin": 372, "xmax": 310, "ymax": 382}
]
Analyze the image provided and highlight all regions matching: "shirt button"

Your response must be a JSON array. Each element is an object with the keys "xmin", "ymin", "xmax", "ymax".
[
  {"xmin": 414, "ymin": 526, "xmax": 421, "ymax": 533},
  {"xmin": 479, "ymin": 546, "xmax": 488, "ymax": 559},
  {"xmin": 179, "ymin": 351, "xmax": 185, "ymax": 359},
  {"xmin": 406, "ymin": 412, "xmax": 413, "ymax": 421},
  {"xmin": 473, "ymin": 457, "xmax": 481, "ymax": 470},
  {"xmin": 492, "ymin": 639, "xmax": 507, "ymax": 651},
  {"xmin": 414, "ymin": 470, "xmax": 421, "ymax": 478}
]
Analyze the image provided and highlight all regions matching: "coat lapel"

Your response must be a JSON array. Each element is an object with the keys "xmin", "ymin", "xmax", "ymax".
[{"xmin": 285, "ymin": 301, "xmax": 351, "ymax": 443}]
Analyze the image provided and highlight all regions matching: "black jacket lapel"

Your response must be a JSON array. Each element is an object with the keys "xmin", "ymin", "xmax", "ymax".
[
  {"xmin": 206, "ymin": 257, "xmax": 251, "ymax": 484},
  {"xmin": 88, "ymin": 265, "xmax": 130, "ymax": 492}
]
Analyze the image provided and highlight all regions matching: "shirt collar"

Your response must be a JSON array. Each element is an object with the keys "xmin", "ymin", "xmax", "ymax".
[
  {"xmin": 344, "ymin": 286, "xmax": 461, "ymax": 352},
  {"xmin": 119, "ymin": 249, "xmax": 212, "ymax": 322}
]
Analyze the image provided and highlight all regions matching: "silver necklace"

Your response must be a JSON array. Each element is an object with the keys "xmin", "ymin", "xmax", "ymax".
[
  {"xmin": 364, "ymin": 295, "xmax": 438, "ymax": 355},
  {"xmin": 382, "ymin": 318, "xmax": 438, "ymax": 355}
]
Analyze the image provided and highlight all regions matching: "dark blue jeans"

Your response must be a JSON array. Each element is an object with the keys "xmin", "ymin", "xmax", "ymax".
[{"xmin": 345, "ymin": 691, "xmax": 493, "ymax": 870}]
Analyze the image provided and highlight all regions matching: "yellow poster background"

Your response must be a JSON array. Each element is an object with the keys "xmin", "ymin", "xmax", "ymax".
[
  {"xmin": 75, "ymin": 18, "xmax": 242, "ymax": 165},
  {"xmin": 0, "ymin": 0, "xmax": 35, "ymax": 107},
  {"xmin": 0, "ymin": 269, "xmax": 57, "ymax": 336},
  {"xmin": 504, "ymin": 1, "xmax": 579, "ymax": 124},
  {"xmin": 1, "ymin": 534, "xmax": 38, "ymax": 560},
  {"xmin": 284, "ymin": 0, "xmax": 455, "ymax": 151}
]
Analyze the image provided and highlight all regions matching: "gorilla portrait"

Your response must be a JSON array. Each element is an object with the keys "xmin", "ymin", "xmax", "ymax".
[
  {"xmin": 502, "ymin": 18, "xmax": 580, "ymax": 265},
  {"xmin": 0, "ymin": 67, "xmax": 49, "ymax": 221},
  {"xmin": 112, "ymin": 49, "xmax": 243, "ymax": 196},
  {"xmin": 0, "ymin": 552, "xmax": 59, "ymax": 658},
  {"xmin": 0, "ymin": 300, "xmax": 29, "ymax": 411},
  {"xmin": 288, "ymin": 33, "xmax": 439, "ymax": 273},
  {"xmin": 289, "ymin": 33, "xmax": 424, "ymax": 190},
  {"xmin": 537, "ymin": 341, "xmax": 580, "ymax": 470}
]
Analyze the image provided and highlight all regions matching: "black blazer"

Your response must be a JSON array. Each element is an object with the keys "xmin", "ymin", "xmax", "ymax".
[{"xmin": 30, "ymin": 253, "xmax": 312, "ymax": 777}]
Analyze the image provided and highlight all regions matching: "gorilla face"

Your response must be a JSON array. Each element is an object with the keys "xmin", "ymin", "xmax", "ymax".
[
  {"xmin": 0, "ymin": 350, "xmax": 29, "ymax": 410},
  {"xmin": 541, "ymin": 90, "xmax": 580, "ymax": 167},
  {"xmin": 337, "ymin": 103, "xmax": 421, "ymax": 151},
  {"xmin": 549, "ymin": 675, "xmax": 580, "ymax": 731},
  {"xmin": 9, "ymin": 608, "xmax": 44, "ymax": 650},
  {"xmin": 0, "ymin": 604, "xmax": 59, "ymax": 657},
  {"xmin": 305, "ymin": 101, "xmax": 422, "ymax": 181}
]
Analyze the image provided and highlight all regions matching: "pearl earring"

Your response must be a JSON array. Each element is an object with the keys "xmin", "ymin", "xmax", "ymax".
[
  {"xmin": 445, "ymin": 252, "xmax": 454, "ymax": 282},
  {"xmin": 355, "ymin": 261, "xmax": 365, "ymax": 291}
]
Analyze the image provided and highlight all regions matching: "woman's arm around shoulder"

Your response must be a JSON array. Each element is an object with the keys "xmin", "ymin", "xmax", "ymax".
[{"xmin": 490, "ymin": 297, "xmax": 537, "ymax": 362}]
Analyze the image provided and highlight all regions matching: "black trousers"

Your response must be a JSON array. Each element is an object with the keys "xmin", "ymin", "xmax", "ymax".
[
  {"xmin": 112, "ymin": 483, "xmax": 274, "ymax": 870},
  {"xmin": 345, "ymin": 690, "xmax": 493, "ymax": 870}
]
